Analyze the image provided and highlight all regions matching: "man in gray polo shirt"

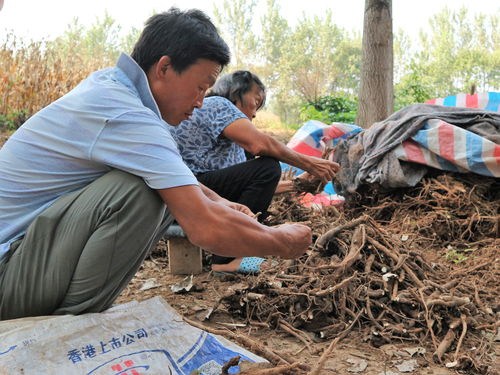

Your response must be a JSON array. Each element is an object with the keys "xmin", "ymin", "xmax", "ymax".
[{"xmin": 0, "ymin": 8, "xmax": 311, "ymax": 320}]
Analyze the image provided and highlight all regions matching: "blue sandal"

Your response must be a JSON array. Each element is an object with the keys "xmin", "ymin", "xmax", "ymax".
[{"xmin": 237, "ymin": 257, "xmax": 267, "ymax": 274}]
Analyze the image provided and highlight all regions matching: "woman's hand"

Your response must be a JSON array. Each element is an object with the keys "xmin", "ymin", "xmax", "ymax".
[
  {"xmin": 304, "ymin": 157, "xmax": 340, "ymax": 184},
  {"xmin": 274, "ymin": 180, "xmax": 295, "ymax": 194}
]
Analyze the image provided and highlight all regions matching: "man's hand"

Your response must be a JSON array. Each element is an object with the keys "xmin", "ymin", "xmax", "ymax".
[
  {"xmin": 273, "ymin": 223, "xmax": 312, "ymax": 259},
  {"xmin": 218, "ymin": 198, "xmax": 256, "ymax": 219},
  {"xmin": 305, "ymin": 157, "xmax": 340, "ymax": 184},
  {"xmin": 158, "ymin": 185, "xmax": 311, "ymax": 259}
]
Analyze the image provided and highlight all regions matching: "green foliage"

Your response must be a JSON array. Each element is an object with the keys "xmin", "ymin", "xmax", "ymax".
[
  {"xmin": 47, "ymin": 12, "xmax": 139, "ymax": 64},
  {"xmin": 279, "ymin": 11, "xmax": 359, "ymax": 103},
  {"xmin": 394, "ymin": 61, "xmax": 434, "ymax": 109},
  {"xmin": 213, "ymin": 0, "xmax": 257, "ymax": 70},
  {"xmin": 2, "ymin": 2, "xmax": 500, "ymax": 130},
  {"xmin": 259, "ymin": 0, "xmax": 290, "ymax": 86},
  {"xmin": 299, "ymin": 105, "xmax": 327, "ymax": 123},
  {"xmin": 0, "ymin": 110, "xmax": 27, "ymax": 131},
  {"xmin": 410, "ymin": 7, "xmax": 500, "ymax": 97},
  {"xmin": 300, "ymin": 95, "xmax": 357, "ymax": 124},
  {"xmin": 444, "ymin": 247, "xmax": 475, "ymax": 263},
  {"xmin": 257, "ymin": 4, "xmax": 362, "ymax": 124}
]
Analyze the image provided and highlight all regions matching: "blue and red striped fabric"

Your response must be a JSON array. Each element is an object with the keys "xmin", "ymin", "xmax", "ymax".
[
  {"xmin": 286, "ymin": 93, "xmax": 500, "ymax": 181},
  {"xmin": 425, "ymin": 92, "xmax": 500, "ymax": 112},
  {"xmin": 396, "ymin": 92, "xmax": 500, "ymax": 177},
  {"xmin": 283, "ymin": 120, "xmax": 361, "ymax": 207},
  {"xmin": 286, "ymin": 120, "xmax": 362, "ymax": 157},
  {"xmin": 282, "ymin": 93, "xmax": 500, "ymax": 206},
  {"xmin": 395, "ymin": 119, "xmax": 500, "ymax": 177}
]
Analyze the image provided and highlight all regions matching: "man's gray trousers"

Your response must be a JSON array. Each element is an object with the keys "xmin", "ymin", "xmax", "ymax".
[{"xmin": 0, "ymin": 170, "xmax": 172, "ymax": 320}]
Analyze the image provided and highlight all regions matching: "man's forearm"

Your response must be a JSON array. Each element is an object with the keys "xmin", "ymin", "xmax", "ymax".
[
  {"xmin": 198, "ymin": 181, "xmax": 223, "ymax": 202},
  {"xmin": 195, "ymin": 201, "xmax": 294, "ymax": 257},
  {"xmin": 158, "ymin": 185, "xmax": 311, "ymax": 259}
]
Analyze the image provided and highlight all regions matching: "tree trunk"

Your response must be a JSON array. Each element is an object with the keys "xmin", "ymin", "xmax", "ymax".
[{"xmin": 356, "ymin": 0, "xmax": 394, "ymax": 128}]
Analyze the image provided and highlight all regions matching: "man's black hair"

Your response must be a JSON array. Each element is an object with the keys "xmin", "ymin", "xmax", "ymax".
[
  {"xmin": 131, "ymin": 7, "xmax": 230, "ymax": 74},
  {"xmin": 207, "ymin": 70, "xmax": 266, "ymax": 110}
]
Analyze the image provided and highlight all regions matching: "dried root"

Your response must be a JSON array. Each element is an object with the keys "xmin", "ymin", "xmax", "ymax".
[{"xmin": 218, "ymin": 172, "xmax": 499, "ymax": 375}]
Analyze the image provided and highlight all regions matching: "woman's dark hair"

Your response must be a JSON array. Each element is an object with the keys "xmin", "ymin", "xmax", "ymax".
[
  {"xmin": 131, "ymin": 7, "xmax": 230, "ymax": 74},
  {"xmin": 207, "ymin": 70, "xmax": 266, "ymax": 110}
]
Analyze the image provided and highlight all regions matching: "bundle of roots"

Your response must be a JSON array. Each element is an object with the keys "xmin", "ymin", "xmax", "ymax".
[{"xmin": 219, "ymin": 172, "xmax": 499, "ymax": 374}]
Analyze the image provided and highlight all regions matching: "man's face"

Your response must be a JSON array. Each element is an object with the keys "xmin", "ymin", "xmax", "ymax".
[{"xmin": 149, "ymin": 57, "xmax": 221, "ymax": 125}]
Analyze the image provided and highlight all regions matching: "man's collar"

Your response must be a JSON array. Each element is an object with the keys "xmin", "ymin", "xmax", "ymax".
[{"xmin": 115, "ymin": 53, "xmax": 161, "ymax": 118}]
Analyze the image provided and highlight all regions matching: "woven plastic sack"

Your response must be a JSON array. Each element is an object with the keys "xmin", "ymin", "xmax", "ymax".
[{"xmin": 0, "ymin": 296, "xmax": 266, "ymax": 374}]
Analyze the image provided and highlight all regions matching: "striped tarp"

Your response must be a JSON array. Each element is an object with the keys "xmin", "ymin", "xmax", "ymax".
[
  {"xmin": 425, "ymin": 92, "xmax": 500, "ymax": 112},
  {"xmin": 394, "ymin": 119, "xmax": 500, "ymax": 177},
  {"xmin": 283, "ymin": 93, "xmax": 499, "ymax": 206},
  {"xmin": 283, "ymin": 120, "xmax": 361, "ymax": 208},
  {"xmin": 400, "ymin": 92, "xmax": 500, "ymax": 178},
  {"xmin": 286, "ymin": 120, "xmax": 361, "ymax": 157}
]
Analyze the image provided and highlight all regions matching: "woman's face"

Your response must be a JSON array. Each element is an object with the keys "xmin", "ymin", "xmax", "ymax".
[{"xmin": 235, "ymin": 83, "xmax": 264, "ymax": 120}]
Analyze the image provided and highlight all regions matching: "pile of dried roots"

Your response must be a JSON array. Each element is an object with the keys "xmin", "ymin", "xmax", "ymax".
[{"xmin": 218, "ymin": 172, "xmax": 499, "ymax": 374}]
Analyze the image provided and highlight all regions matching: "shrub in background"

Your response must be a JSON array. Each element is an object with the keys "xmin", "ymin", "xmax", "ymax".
[{"xmin": 300, "ymin": 95, "xmax": 357, "ymax": 124}]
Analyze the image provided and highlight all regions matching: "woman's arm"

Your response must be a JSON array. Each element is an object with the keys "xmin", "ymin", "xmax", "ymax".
[{"xmin": 223, "ymin": 118, "xmax": 340, "ymax": 184}]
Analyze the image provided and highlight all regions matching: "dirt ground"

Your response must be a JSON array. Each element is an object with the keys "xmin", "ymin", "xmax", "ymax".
[
  {"xmin": 114, "ymin": 242, "xmax": 486, "ymax": 375},
  {"xmin": 1, "ymin": 130, "xmax": 498, "ymax": 375},
  {"xmin": 115, "ymin": 261, "xmax": 443, "ymax": 375},
  {"xmin": 113, "ymin": 169, "xmax": 499, "ymax": 375}
]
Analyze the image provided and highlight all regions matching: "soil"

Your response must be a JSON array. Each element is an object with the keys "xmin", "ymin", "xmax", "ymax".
[
  {"xmin": 1, "ymin": 131, "xmax": 498, "ymax": 375},
  {"xmin": 112, "ymin": 170, "xmax": 500, "ymax": 375},
  {"xmin": 114, "ymin": 250, "xmax": 460, "ymax": 375}
]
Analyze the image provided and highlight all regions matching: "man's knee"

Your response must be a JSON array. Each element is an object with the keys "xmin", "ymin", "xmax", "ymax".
[
  {"xmin": 95, "ymin": 169, "xmax": 165, "ymax": 220},
  {"xmin": 103, "ymin": 169, "xmax": 149, "ymax": 190}
]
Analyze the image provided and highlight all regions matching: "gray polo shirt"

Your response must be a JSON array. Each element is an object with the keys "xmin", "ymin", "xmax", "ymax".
[{"xmin": 0, "ymin": 53, "xmax": 197, "ymax": 259}]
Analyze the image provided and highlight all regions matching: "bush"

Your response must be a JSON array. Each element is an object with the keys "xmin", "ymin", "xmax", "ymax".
[
  {"xmin": 300, "ymin": 95, "xmax": 357, "ymax": 124},
  {"xmin": 0, "ymin": 110, "xmax": 28, "ymax": 131}
]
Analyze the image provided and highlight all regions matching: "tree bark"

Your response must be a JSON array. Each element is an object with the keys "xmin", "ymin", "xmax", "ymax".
[{"xmin": 356, "ymin": 0, "xmax": 394, "ymax": 128}]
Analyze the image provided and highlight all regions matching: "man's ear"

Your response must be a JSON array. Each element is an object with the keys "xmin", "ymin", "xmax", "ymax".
[{"xmin": 153, "ymin": 56, "xmax": 172, "ymax": 78}]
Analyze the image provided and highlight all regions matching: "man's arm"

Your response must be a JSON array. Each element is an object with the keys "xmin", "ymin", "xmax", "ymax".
[
  {"xmin": 223, "ymin": 118, "xmax": 340, "ymax": 184},
  {"xmin": 198, "ymin": 181, "xmax": 222, "ymax": 201},
  {"xmin": 157, "ymin": 184, "xmax": 311, "ymax": 258},
  {"xmin": 198, "ymin": 181, "xmax": 255, "ymax": 217}
]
